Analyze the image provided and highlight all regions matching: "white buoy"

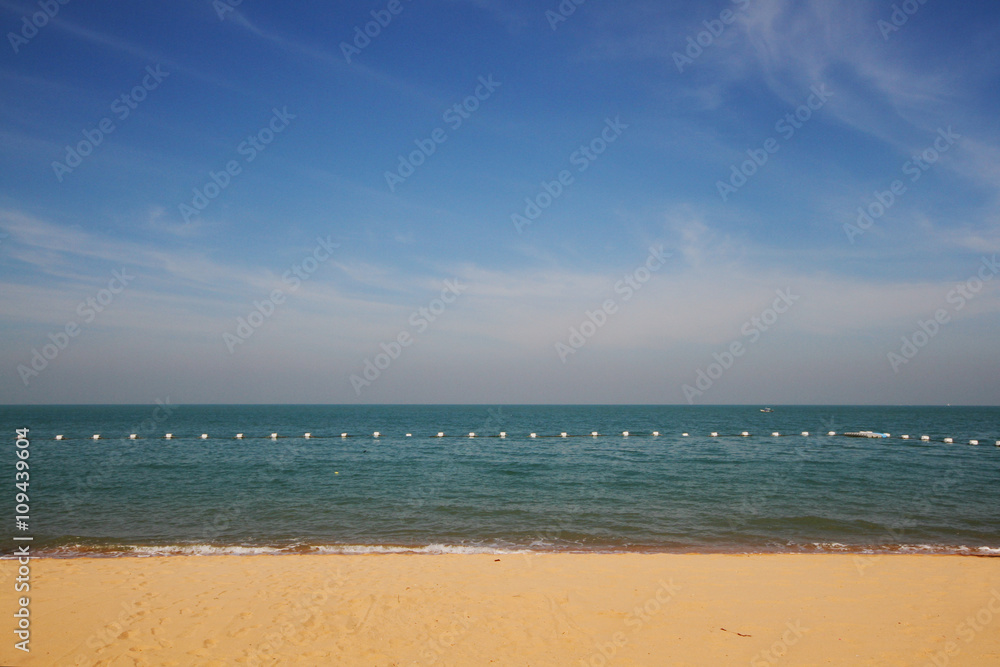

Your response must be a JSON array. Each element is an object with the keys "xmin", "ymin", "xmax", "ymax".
[
  {"xmin": 373, "ymin": 432, "xmax": 380, "ymax": 438},
  {"xmin": 469, "ymin": 432, "xmax": 475, "ymax": 438},
  {"xmin": 901, "ymin": 435, "xmax": 909, "ymax": 439},
  {"xmin": 827, "ymin": 431, "xmax": 836, "ymax": 436},
  {"xmin": 165, "ymin": 433, "xmax": 173, "ymax": 439},
  {"xmin": 236, "ymin": 433, "xmax": 244, "ymax": 439},
  {"xmin": 944, "ymin": 437, "xmax": 953, "ymax": 443},
  {"xmin": 530, "ymin": 433, "xmax": 537, "ymax": 438},
  {"xmin": 801, "ymin": 432, "xmax": 809, "ymax": 436},
  {"xmin": 406, "ymin": 433, "xmax": 412, "ymax": 437},
  {"xmin": 561, "ymin": 432, "xmax": 568, "ymax": 438},
  {"xmin": 920, "ymin": 435, "xmax": 929, "ymax": 441},
  {"xmin": 710, "ymin": 432, "xmax": 718, "ymax": 437},
  {"xmin": 304, "ymin": 433, "xmax": 311, "ymax": 439},
  {"xmin": 129, "ymin": 434, "xmax": 137, "ymax": 440},
  {"xmin": 200, "ymin": 434, "xmax": 208, "ymax": 440},
  {"xmin": 622, "ymin": 431, "xmax": 629, "ymax": 437},
  {"xmin": 969, "ymin": 440, "xmax": 979, "ymax": 446},
  {"xmin": 682, "ymin": 433, "xmax": 689, "ymax": 437},
  {"xmin": 500, "ymin": 432, "xmax": 506, "ymax": 438},
  {"xmin": 341, "ymin": 433, "xmax": 348, "ymax": 438},
  {"xmin": 741, "ymin": 431, "xmax": 749, "ymax": 437},
  {"xmin": 55, "ymin": 435, "xmax": 63, "ymax": 440},
  {"xmin": 772, "ymin": 432, "xmax": 780, "ymax": 437},
  {"xmin": 591, "ymin": 431, "xmax": 598, "ymax": 436},
  {"xmin": 653, "ymin": 431, "xmax": 660, "ymax": 436},
  {"xmin": 437, "ymin": 432, "xmax": 444, "ymax": 438},
  {"xmin": 270, "ymin": 433, "xmax": 278, "ymax": 439},
  {"xmin": 92, "ymin": 434, "xmax": 100, "ymax": 440}
]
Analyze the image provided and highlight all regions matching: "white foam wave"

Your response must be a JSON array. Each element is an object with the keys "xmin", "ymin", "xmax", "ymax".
[
  {"xmin": 311, "ymin": 543, "xmax": 532, "ymax": 555},
  {"xmin": 29, "ymin": 542, "xmax": 535, "ymax": 557},
  {"xmin": 127, "ymin": 545, "xmax": 290, "ymax": 557},
  {"xmin": 16, "ymin": 541, "xmax": 1000, "ymax": 558},
  {"xmin": 803, "ymin": 542, "xmax": 1000, "ymax": 555}
]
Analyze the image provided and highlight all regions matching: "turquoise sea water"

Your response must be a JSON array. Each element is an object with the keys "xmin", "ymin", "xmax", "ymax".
[{"xmin": 2, "ymin": 405, "xmax": 998, "ymax": 556}]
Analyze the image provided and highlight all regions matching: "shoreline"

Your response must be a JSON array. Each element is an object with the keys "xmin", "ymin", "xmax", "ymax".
[
  {"xmin": 5, "ymin": 541, "xmax": 1000, "ymax": 559},
  {"xmin": 3, "ymin": 553, "xmax": 999, "ymax": 665}
]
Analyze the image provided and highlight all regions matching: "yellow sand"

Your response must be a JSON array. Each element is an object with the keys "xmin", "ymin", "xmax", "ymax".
[{"xmin": 1, "ymin": 554, "xmax": 999, "ymax": 666}]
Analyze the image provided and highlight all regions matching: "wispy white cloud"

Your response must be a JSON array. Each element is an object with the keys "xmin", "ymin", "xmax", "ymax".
[
  {"xmin": 223, "ymin": 9, "xmax": 446, "ymax": 109},
  {"xmin": 48, "ymin": 16, "xmax": 243, "ymax": 93},
  {"xmin": 3, "ymin": 207, "xmax": 998, "ymax": 404}
]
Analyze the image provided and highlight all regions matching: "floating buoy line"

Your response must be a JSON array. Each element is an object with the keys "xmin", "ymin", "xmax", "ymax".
[{"xmin": 40, "ymin": 431, "xmax": 1000, "ymax": 446}]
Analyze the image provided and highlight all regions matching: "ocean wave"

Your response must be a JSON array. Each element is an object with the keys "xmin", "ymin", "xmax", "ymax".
[
  {"xmin": 310, "ymin": 544, "xmax": 533, "ymax": 555},
  {"xmin": 5, "ymin": 541, "xmax": 999, "ymax": 558},
  {"xmin": 790, "ymin": 542, "xmax": 1000, "ymax": 556},
  {"xmin": 2, "ymin": 542, "xmax": 536, "ymax": 558}
]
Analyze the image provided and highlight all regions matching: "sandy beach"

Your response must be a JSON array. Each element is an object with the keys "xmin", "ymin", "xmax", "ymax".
[{"xmin": 2, "ymin": 554, "xmax": 999, "ymax": 666}]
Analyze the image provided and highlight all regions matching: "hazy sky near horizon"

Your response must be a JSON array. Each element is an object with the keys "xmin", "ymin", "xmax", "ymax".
[{"xmin": 1, "ymin": 0, "xmax": 998, "ymax": 405}]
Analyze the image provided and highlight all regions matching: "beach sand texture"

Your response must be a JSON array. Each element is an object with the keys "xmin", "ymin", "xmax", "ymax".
[{"xmin": 2, "ymin": 554, "xmax": 999, "ymax": 666}]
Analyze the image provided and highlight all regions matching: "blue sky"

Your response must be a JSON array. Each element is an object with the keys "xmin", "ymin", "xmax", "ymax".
[{"xmin": 1, "ymin": 0, "xmax": 998, "ymax": 404}]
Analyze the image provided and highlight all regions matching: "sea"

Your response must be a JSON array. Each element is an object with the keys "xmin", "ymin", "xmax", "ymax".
[{"xmin": 2, "ymin": 405, "xmax": 998, "ymax": 557}]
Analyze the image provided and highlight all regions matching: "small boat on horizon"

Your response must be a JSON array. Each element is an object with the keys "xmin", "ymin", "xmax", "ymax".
[{"xmin": 760, "ymin": 407, "xmax": 773, "ymax": 413}]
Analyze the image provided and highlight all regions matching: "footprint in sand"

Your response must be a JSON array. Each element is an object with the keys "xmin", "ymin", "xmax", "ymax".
[
  {"xmin": 229, "ymin": 625, "xmax": 261, "ymax": 638},
  {"xmin": 301, "ymin": 650, "xmax": 331, "ymax": 658},
  {"xmin": 128, "ymin": 644, "xmax": 159, "ymax": 652}
]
